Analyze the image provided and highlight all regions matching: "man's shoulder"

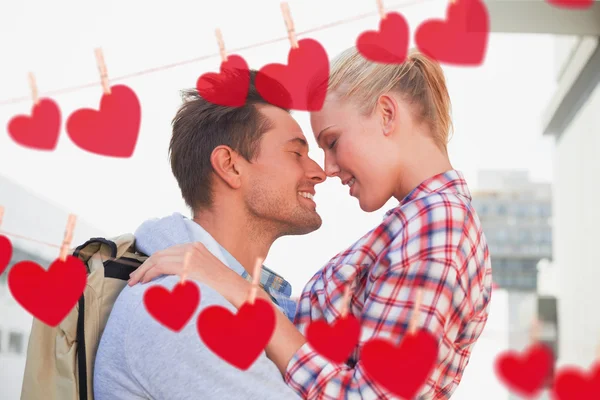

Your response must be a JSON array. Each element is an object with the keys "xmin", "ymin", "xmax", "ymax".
[
  {"xmin": 98, "ymin": 276, "xmax": 302, "ymax": 400},
  {"xmin": 97, "ymin": 275, "xmax": 239, "ymax": 370},
  {"xmin": 101, "ymin": 275, "xmax": 238, "ymax": 351}
]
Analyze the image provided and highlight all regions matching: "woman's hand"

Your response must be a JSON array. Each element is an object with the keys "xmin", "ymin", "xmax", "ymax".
[{"xmin": 128, "ymin": 242, "xmax": 229, "ymax": 286}]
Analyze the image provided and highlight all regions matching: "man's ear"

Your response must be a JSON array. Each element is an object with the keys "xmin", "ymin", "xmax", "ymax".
[{"xmin": 210, "ymin": 145, "xmax": 243, "ymax": 189}]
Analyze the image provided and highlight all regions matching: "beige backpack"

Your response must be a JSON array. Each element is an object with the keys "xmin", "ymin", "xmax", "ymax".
[{"xmin": 20, "ymin": 234, "xmax": 148, "ymax": 400}]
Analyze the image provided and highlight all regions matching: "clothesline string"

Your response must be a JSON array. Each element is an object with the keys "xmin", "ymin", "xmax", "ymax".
[{"xmin": 0, "ymin": 0, "xmax": 429, "ymax": 106}]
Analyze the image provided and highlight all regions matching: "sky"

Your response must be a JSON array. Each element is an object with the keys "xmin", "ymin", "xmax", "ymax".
[{"xmin": 0, "ymin": 0, "xmax": 560, "ymax": 296}]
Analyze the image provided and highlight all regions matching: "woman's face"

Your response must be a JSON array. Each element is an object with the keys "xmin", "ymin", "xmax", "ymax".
[{"xmin": 310, "ymin": 94, "xmax": 411, "ymax": 212}]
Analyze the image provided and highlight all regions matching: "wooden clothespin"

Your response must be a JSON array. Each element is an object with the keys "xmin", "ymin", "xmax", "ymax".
[
  {"xmin": 376, "ymin": 0, "xmax": 387, "ymax": 20},
  {"xmin": 280, "ymin": 2, "xmax": 299, "ymax": 49},
  {"xmin": 530, "ymin": 318, "xmax": 542, "ymax": 344},
  {"xmin": 59, "ymin": 214, "xmax": 77, "ymax": 262},
  {"xmin": 94, "ymin": 48, "xmax": 111, "ymax": 95},
  {"xmin": 181, "ymin": 251, "xmax": 191, "ymax": 284},
  {"xmin": 28, "ymin": 72, "xmax": 40, "ymax": 105},
  {"xmin": 340, "ymin": 284, "xmax": 352, "ymax": 318},
  {"xmin": 408, "ymin": 288, "xmax": 424, "ymax": 335},
  {"xmin": 215, "ymin": 28, "xmax": 228, "ymax": 63},
  {"xmin": 248, "ymin": 257, "xmax": 264, "ymax": 305}
]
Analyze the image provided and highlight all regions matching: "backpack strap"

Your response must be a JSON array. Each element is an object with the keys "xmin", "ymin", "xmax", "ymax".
[
  {"xmin": 77, "ymin": 295, "xmax": 87, "ymax": 400},
  {"xmin": 74, "ymin": 238, "xmax": 118, "ymax": 400},
  {"xmin": 72, "ymin": 236, "xmax": 145, "ymax": 400}
]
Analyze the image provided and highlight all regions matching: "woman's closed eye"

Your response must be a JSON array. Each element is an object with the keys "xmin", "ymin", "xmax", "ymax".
[{"xmin": 328, "ymin": 139, "xmax": 337, "ymax": 150}]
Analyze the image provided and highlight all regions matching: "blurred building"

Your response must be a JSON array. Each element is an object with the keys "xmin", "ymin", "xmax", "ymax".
[
  {"xmin": 471, "ymin": 170, "xmax": 554, "ymax": 400},
  {"xmin": 474, "ymin": 3, "xmax": 600, "ymax": 398},
  {"xmin": 542, "ymin": 32, "xmax": 600, "ymax": 371},
  {"xmin": 472, "ymin": 170, "xmax": 553, "ymax": 292},
  {"xmin": 0, "ymin": 174, "xmax": 106, "ymax": 400}
]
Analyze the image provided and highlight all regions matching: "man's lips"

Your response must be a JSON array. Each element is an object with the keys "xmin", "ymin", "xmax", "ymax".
[{"xmin": 298, "ymin": 191, "xmax": 316, "ymax": 207}]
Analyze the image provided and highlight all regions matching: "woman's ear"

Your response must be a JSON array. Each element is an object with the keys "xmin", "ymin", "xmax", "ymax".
[
  {"xmin": 377, "ymin": 94, "xmax": 398, "ymax": 136},
  {"xmin": 210, "ymin": 146, "xmax": 243, "ymax": 189}
]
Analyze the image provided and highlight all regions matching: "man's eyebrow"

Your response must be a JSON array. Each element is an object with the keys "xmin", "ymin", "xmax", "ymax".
[{"xmin": 287, "ymin": 137, "xmax": 309, "ymax": 151}]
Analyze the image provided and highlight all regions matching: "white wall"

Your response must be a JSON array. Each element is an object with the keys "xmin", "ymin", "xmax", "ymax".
[
  {"xmin": 553, "ymin": 36, "xmax": 580, "ymax": 81},
  {"xmin": 553, "ymin": 81, "xmax": 600, "ymax": 369}
]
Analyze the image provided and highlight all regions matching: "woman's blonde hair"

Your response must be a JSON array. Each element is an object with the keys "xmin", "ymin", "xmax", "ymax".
[{"xmin": 326, "ymin": 47, "xmax": 453, "ymax": 152}]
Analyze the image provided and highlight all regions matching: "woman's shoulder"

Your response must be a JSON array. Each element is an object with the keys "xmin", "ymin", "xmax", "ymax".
[{"xmin": 388, "ymin": 191, "xmax": 472, "ymax": 225}]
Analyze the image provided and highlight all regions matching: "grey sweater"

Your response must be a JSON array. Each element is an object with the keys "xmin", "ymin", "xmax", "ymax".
[{"xmin": 93, "ymin": 213, "xmax": 301, "ymax": 400}]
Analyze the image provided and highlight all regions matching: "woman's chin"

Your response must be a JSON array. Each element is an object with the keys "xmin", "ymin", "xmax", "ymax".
[
  {"xmin": 357, "ymin": 197, "xmax": 376, "ymax": 213},
  {"xmin": 357, "ymin": 193, "xmax": 389, "ymax": 213}
]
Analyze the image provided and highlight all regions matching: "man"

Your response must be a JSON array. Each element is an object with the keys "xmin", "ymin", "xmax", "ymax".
[{"xmin": 93, "ymin": 69, "xmax": 326, "ymax": 399}]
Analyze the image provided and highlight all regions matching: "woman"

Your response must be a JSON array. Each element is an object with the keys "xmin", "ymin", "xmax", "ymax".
[{"xmin": 128, "ymin": 47, "xmax": 492, "ymax": 399}]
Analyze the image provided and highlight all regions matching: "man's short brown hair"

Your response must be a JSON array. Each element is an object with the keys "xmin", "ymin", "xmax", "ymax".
[{"xmin": 169, "ymin": 69, "xmax": 291, "ymax": 211}]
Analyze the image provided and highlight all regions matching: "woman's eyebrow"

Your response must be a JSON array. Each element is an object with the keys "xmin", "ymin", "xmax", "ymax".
[{"xmin": 316, "ymin": 125, "xmax": 336, "ymax": 141}]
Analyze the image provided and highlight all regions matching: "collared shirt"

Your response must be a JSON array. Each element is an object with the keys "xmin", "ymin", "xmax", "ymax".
[
  {"xmin": 218, "ymin": 243, "xmax": 297, "ymax": 323},
  {"xmin": 285, "ymin": 170, "xmax": 493, "ymax": 399}
]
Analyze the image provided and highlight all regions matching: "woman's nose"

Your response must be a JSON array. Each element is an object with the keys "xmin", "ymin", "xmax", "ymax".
[{"xmin": 324, "ymin": 156, "xmax": 340, "ymax": 178}]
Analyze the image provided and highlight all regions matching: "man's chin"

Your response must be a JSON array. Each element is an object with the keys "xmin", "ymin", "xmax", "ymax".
[{"xmin": 286, "ymin": 213, "xmax": 322, "ymax": 236}]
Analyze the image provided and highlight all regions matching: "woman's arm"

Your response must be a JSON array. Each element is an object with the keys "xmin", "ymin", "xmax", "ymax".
[
  {"xmin": 212, "ymin": 270, "xmax": 308, "ymax": 376},
  {"xmin": 128, "ymin": 242, "xmax": 307, "ymax": 376}
]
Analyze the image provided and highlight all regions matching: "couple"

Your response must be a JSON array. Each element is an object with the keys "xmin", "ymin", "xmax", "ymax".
[{"xmin": 93, "ymin": 47, "xmax": 492, "ymax": 400}]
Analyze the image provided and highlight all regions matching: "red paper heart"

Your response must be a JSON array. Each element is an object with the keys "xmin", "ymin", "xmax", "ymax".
[
  {"xmin": 356, "ymin": 12, "xmax": 410, "ymax": 64},
  {"xmin": 415, "ymin": 0, "xmax": 489, "ymax": 66},
  {"xmin": 144, "ymin": 280, "xmax": 200, "ymax": 332},
  {"xmin": 361, "ymin": 330, "xmax": 438, "ymax": 398},
  {"xmin": 197, "ymin": 298, "xmax": 275, "ymax": 370},
  {"xmin": 196, "ymin": 55, "xmax": 250, "ymax": 107},
  {"xmin": 8, "ymin": 255, "xmax": 87, "ymax": 327},
  {"xmin": 546, "ymin": 0, "xmax": 593, "ymax": 9},
  {"xmin": 0, "ymin": 235, "xmax": 13, "ymax": 276},
  {"xmin": 494, "ymin": 342, "xmax": 554, "ymax": 397},
  {"xmin": 306, "ymin": 315, "xmax": 361, "ymax": 363},
  {"xmin": 66, "ymin": 84, "xmax": 141, "ymax": 158},
  {"xmin": 552, "ymin": 362, "xmax": 600, "ymax": 400},
  {"xmin": 7, "ymin": 98, "xmax": 61, "ymax": 150},
  {"xmin": 256, "ymin": 38, "xmax": 329, "ymax": 111}
]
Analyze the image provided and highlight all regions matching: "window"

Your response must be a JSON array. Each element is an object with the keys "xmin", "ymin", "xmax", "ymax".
[
  {"xmin": 497, "ymin": 229, "xmax": 508, "ymax": 241},
  {"xmin": 479, "ymin": 203, "xmax": 489, "ymax": 216},
  {"xmin": 497, "ymin": 204, "xmax": 508, "ymax": 216},
  {"xmin": 518, "ymin": 229, "xmax": 531, "ymax": 242},
  {"xmin": 515, "ymin": 204, "xmax": 527, "ymax": 217},
  {"xmin": 8, "ymin": 331, "xmax": 24, "ymax": 354},
  {"xmin": 539, "ymin": 204, "xmax": 551, "ymax": 218}
]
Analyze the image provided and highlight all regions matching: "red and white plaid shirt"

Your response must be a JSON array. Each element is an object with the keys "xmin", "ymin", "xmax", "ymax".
[{"xmin": 285, "ymin": 170, "xmax": 493, "ymax": 399}]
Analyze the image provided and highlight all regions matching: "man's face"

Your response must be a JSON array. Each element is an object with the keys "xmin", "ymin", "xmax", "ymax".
[{"xmin": 242, "ymin": 105, "xmax": 326, "ymax": 237}]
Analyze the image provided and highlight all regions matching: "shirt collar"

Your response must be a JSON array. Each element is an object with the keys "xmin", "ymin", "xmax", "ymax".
[
  {"xmin": 219, "ymin": 245, "xmax": 293, "ymax": 297},
  {"xmin": 185, "ymin": 218, "xmax": 292, "ymax": 298},
  {"xmin": 384, "ymin": 169, "xmax": 471, "ymax": 218}
]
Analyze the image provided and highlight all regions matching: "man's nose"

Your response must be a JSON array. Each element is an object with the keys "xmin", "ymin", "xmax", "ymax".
[{"xmin": 307, "ymin": 158, "xmax": 326, "ymax": 184}]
